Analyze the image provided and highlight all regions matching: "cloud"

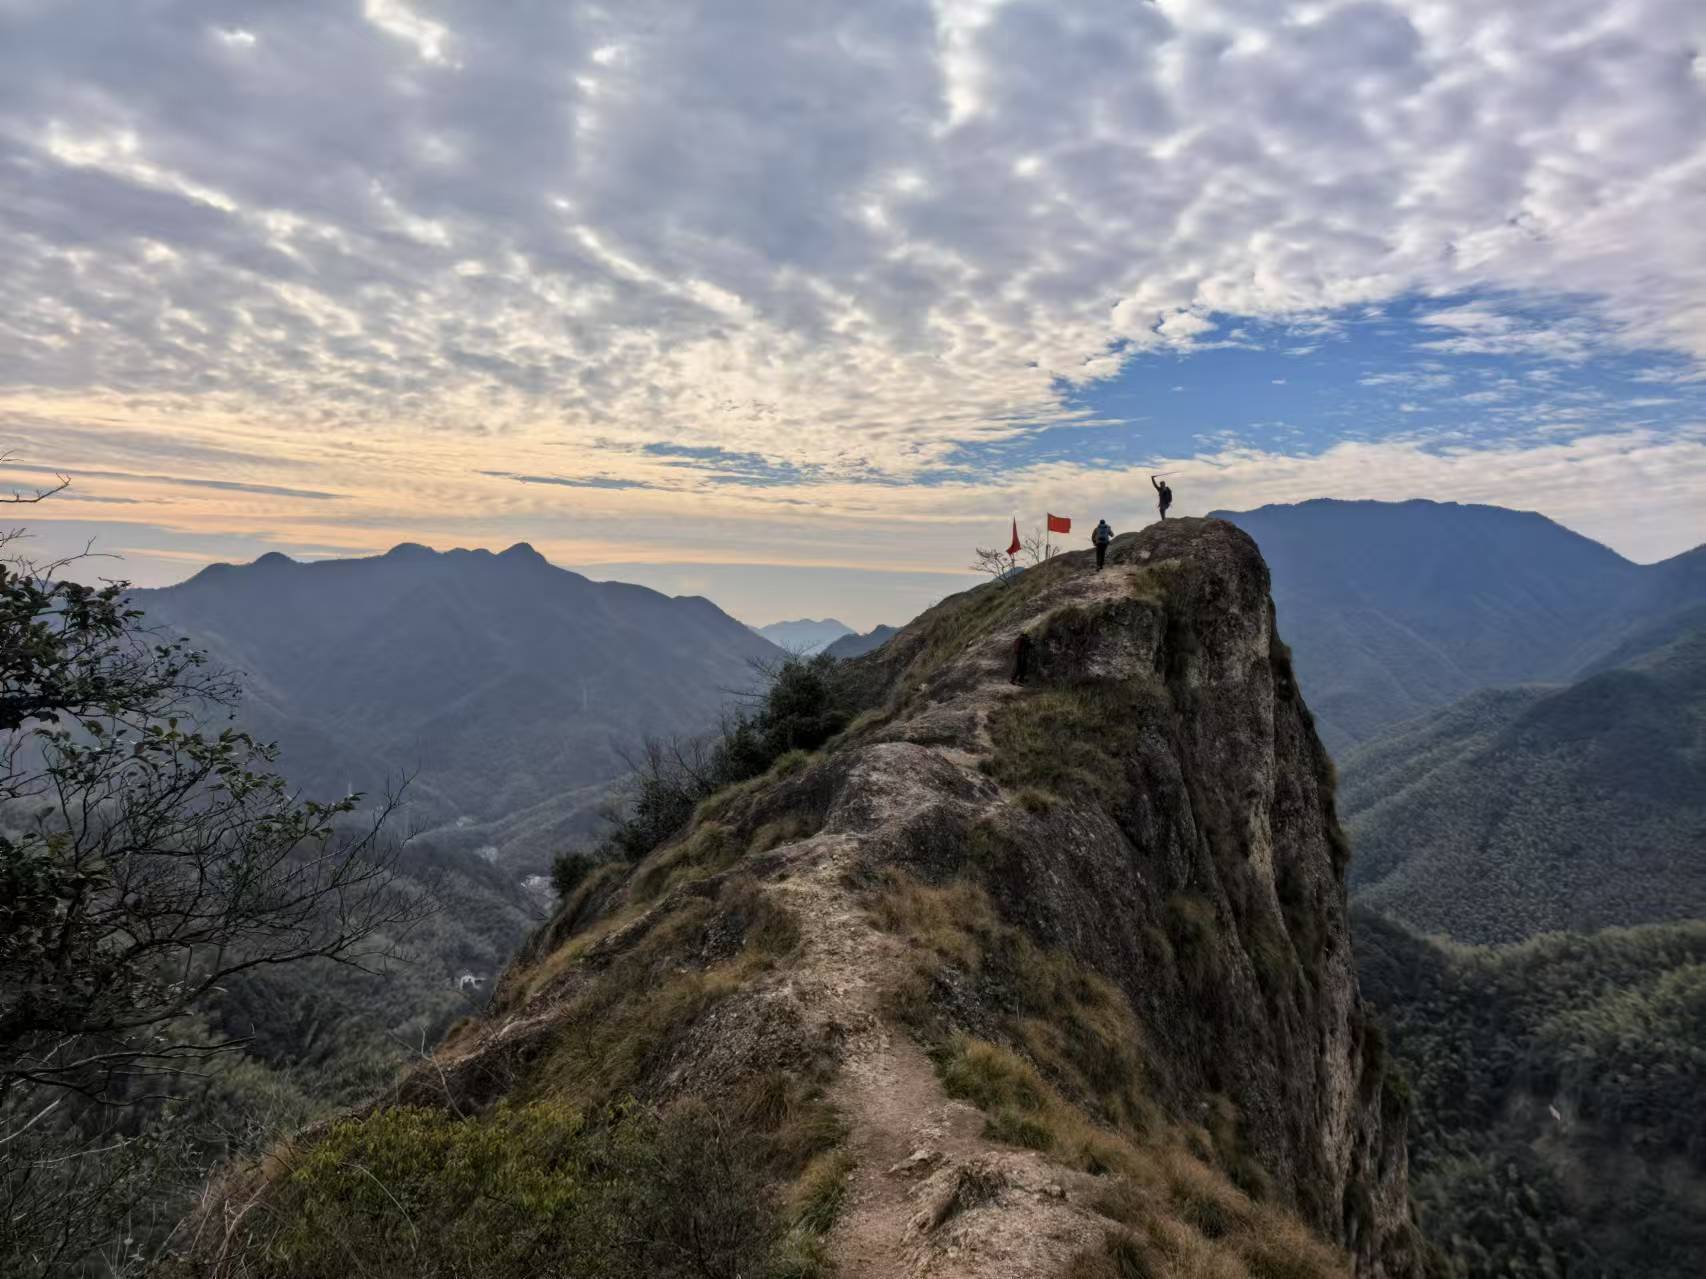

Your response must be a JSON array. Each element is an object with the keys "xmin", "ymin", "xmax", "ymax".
[
  {"xmin": 0, "ymin": 0, "xmax": 1699, "ymax": 485},
  {"xmin": 1, "ymin": 461, "xmax": 341, "ymax": 500},
  {"xmin": 479, "ymin": 469, "xmax": 654, "ymax": 491}
]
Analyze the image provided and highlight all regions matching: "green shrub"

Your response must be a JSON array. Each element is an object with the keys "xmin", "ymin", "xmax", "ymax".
[
  {"xmin": 551, "ymin": 850, "xmax": 597, "ymax": 897},
  {"xmin": 983, "ymin": 683, "xmax": 1160, "ymax": 808},
  {"xmin": 570, "ymin": 654, "xmax": 857, "ymax": 868},
  {"xmin": 937, "ymin": 1035, "xmax": 1049, "ymax": 1114},
  {"xmin": 1102, "ymin": 1231, "xmax": 1158, "ymax": 1279},
  {"xmin": 242, "ymin": 1099, "xmax": 783, "ymax": 1279}
]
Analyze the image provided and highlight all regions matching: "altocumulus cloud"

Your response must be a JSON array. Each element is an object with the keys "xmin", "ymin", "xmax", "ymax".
[{"xmin": 0, "ymin": 0, "xmax": 1702, "ymax": 484}]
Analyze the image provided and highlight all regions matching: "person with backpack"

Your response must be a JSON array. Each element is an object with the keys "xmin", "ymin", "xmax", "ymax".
[
  {"xmin": 1091, "ymin": 518, "xmax": 1114, "ymax": 570},
  {"xmin": 1151, "ymin": 474, "xmax": 1173, "ymax": 520}
]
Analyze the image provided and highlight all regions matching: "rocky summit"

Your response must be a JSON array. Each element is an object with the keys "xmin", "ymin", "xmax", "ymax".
[{"xmin": 198, "ymin": 518, "xmax": 1426, "ymax": 1279}]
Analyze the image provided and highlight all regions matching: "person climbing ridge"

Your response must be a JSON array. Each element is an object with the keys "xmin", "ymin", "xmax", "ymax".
[
  {"xmin": 1151, "ymin": 474, "xmax": 1173, "ymax": 521},
  {"xmin": 1011, "ymin": 629, "xmax": 1033, "ymax": 685},
  {"xmin": 1092, "ymin": 518, "xmax": 1113, "ymax": 570}
]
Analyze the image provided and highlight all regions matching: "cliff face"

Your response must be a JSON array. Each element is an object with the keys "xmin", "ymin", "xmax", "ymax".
[{"xmin": 205, "ymin": 518, "xmax": 1423, "ymax": 1279}]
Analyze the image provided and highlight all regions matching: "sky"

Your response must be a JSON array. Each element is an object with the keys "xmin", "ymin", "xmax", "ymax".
[{"xmin": 2, "ymin": 0, "xmax": 1704, "ymax": 630}]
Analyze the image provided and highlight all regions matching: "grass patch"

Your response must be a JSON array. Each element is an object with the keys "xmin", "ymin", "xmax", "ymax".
[
  {"xmin": 983, "ymin": 683, "xmax": 1162, "ymax": 809},
  {"xmin": 1165, "ymin": 893, "xmax": 1219, "ymax": 991},
  {"xmin": 632, "ymin": 821, "xmax": 740, "ymax": 902},
  {"xmin": 790, "ymin": 1149, "xmax": 855, "ymax": 1235},
  {"xmin": 534, "ymin": 882, "xmax": 801, "ymax": 1107},
  {"xmin": 1065, "ymin": 1151, "xmax": 1349, "ymax": 1279},
  {"xmin": 1065, "ymin": 1231, "xmax": 1158, "ymax": 1279},
  {"xmin": 877, "ymin": 870, "xmax": 1155, "ymax": 1129},
  {"xmin": 934, "ymin": 1036, "xmax": 1135, "ymax": 1175},
  {"xmin": 1015, "ymin": 785, "xmax": 1063, "ymax": 814},
  {"xmin": 766, "ymin": 1102, "xmax": 853, "ymax": 1279},
  {"xmin": 874, "ymin": 871, "xmax": 1158, "ymax": 1141},
  {"xmin": 985, "ymin": 1106, "xmax": 1056, "ymax": 1150}
]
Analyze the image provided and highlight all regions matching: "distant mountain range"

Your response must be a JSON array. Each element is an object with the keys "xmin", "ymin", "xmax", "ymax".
[
  {"xmin": 823, "ymin": 623, "xmax": 898, "ymax": 659},
  {"xmin": 1213, "ymin": 499, "xmax": 1706, "ymax": 751},
  {"xmin": 133, "ymin": 543, "xmax": 782, "ymax": 873},
  {"xmin": 750, "ymin": 617, "xmax": 854, "ymax": 654}
]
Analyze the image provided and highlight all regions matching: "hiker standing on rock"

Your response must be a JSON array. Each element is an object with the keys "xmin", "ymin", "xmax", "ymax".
[
  {"xmin": 1092, "ymin": 519, "xmax": 1114, "ymax": 571},
  {"xmin": 1151, "ymin": 474, "xmax": 1173, "ymax": 521}
]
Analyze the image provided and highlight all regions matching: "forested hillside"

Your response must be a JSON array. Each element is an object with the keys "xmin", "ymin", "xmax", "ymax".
[
  {"xmin": 1355, "ymin": 909, "xmax": 1706, "ymax": 1279},
  {"xmin": 1213, "ymin": 500, "xmax": 1706, "ymax": 750},
  {"xmin": 1342, "ymin": 622, "xmax": 1706, "ymax": 942}
]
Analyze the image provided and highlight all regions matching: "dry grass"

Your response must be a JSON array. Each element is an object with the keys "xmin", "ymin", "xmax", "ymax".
[
  {"xmin": 529, "ymin": 883, "xmax": 801, "ymax": 1107},
  {"xmin": 872, "ymin": 870, "xmax": 1156, "ymax": 1136},
  {"xmin": 510, "ymin": 897, "xmax": 646, "ymax": 1005},
  {"xmin": 934, "ymin": 1035, "xmax": 1138, "ymax": 1176},
  {"xmin": 766, "ymin": 1106, "xmax": 854, "ymax": 1279},
  {"xmin": 632, "ymin": 820, "xmax": 740, "ymax": 902},
  {"xmin": 1064, "ymin": 1151, "xmax": 1351, "ymax": 1279},
  {"xmin": 868, "ymin": 873, "xmax": 1348, "ymax": 1279}
]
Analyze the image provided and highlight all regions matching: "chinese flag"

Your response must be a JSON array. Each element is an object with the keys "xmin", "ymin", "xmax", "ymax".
[
  {"xmin": 1046, "ymin": 513, "xmax": 1071, "ymax": 534},
  {"xmin": 1007, "ymin": 519, "xmax": 1021, "ymax": 556}
]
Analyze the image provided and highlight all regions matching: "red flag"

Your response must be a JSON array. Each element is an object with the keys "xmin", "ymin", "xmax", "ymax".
[
  {"xmin": 1046, "ymin": 513, "xmax": 1071, "ymax": 534},
  {"xmin": 1007, "ymin": 518, "xmax": 1021, "ymax": 556}
]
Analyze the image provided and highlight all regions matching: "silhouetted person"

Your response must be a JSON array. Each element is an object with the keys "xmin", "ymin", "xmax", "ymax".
[
  {"xmin": 1151, "ymin": 475, "xmax": 1173, "ymax": 520},
  {"xmin": 1011, "ymin": 630, "xmax": 1033, "ymax": 685},
  {"xmin": 1092, "ymin": 519, "xmax": 1113, "ymax": 570}
]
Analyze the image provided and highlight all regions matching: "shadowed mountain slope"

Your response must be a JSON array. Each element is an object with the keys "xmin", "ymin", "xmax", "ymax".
[
  {"xmin": 133, "ymin": 542, "xmax": 783, "ymax": 872},
  {"xmin": 1341, "ymin": 619, "xmax": 1706, "ymax": 943},
  {"xmin": 1212, "ymin": 500, "xmax": 1706, "ymax": 751},
  {"xmin": 194, "ymin": 519, "xmax": 1426, "ymax": 1279},
  {"xmin": 824, "ymin": 622, "xmax": 899, "ymax": 659}
]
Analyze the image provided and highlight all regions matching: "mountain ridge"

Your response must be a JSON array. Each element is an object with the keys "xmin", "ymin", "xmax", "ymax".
[
  {"xmin": 194, "ymin": 517, "xmax": 1426, "ymax": 1279},
  {"xmin": 133, "ymin": 541, "xmax": 784, "ymax": 871},
  {"xmin": 1211, "ymin": 498, "xmax": 1706, "ymax": 749}
]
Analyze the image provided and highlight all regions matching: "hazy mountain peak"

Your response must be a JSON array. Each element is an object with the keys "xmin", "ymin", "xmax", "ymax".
[
  {"xmin": 750, "ymin": 616, "xmax": 856, "ymax": 654},
  {"xmin": 128, "ymin": 544, "xmax": 782, "ymax": 866}
]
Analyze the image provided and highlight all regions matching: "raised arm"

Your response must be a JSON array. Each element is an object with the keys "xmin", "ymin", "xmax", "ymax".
[{"xmin": 1150, "ymin": 474, "xmax": 1162, "ymax": 492}]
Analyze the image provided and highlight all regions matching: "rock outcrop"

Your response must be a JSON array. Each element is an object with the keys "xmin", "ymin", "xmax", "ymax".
[{"xmin": 201, "ymin": 518, "xmax": 1426, "ymax": 1279}]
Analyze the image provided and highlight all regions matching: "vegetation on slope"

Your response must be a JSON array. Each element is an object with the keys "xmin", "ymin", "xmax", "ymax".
[
  {"xmin": 0, "ymin": 531, "xmax": 465, "ymax": 1278},
  {"xmin": 1356, "ymin": 908, "xmax": 1706, "ymax": 1278},
  {"xmin": 1342, "ymin": 624, "xmax": 1706, "ymax": 942}
]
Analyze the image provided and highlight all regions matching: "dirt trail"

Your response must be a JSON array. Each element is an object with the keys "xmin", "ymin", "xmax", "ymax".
[
  {"xmin": 759, "ymin": 564, "xmax": 1148, "ymax": 1275},
  {"xmin": 772, "ymin": 829, "xmax": 1099, "ymax": 1278}
]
